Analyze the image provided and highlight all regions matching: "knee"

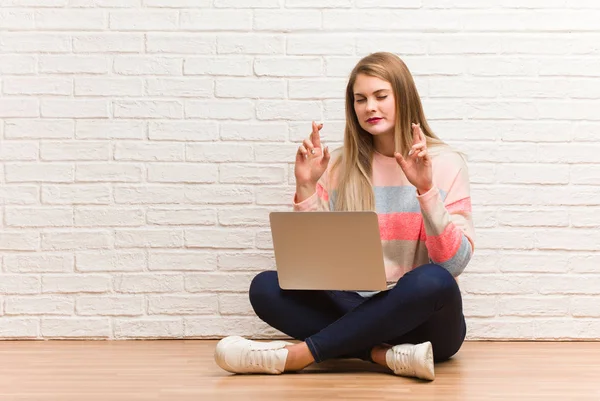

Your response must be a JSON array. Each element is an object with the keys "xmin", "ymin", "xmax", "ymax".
[
  {"xmin": 409, "ymin": 264, "xmax": 459, "ymax": 300},
  {"xmin": 248, "ymin": 270, "xmax": 279, "ymax": 313}
]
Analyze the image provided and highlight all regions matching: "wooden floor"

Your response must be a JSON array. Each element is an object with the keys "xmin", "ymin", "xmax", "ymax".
[{"xmin": 0, "ymin": 340, "xmax": 599, "ymax": 401}]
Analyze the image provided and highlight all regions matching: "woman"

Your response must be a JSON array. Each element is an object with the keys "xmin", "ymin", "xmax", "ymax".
[{"xmin": 214, "ymin": 52, "xmax": 475, "ymax": 381}]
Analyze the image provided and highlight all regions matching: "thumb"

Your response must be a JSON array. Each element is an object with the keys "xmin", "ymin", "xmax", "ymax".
[
  {"xmin": 394, "ymin": 152, "xmax": 408, "ymax": 170},
  {"xmin": 321, "ymin": 146, "xmax": 330, "ymax": 167}
]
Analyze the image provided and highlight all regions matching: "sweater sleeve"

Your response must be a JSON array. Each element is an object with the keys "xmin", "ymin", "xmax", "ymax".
[
  {"xmin": 292, "ymin": 181, "xmax": 331, "ymax": 212},
  {"xmin": 416, "ymin": 156, "xmax": 475, "ymax": 277}
]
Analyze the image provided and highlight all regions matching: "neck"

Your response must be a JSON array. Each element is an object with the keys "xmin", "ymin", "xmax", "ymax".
[{"xmin": 373, "ymin": 133, "xmax": 396, "ymax": 157}]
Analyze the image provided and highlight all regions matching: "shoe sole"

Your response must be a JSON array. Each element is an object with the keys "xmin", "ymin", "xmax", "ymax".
[
  {"xmin": 214, "ymin": 336, "xmax": 294, "ymax": 374},
  {"xmin": 214, "ymin": 336, "xmax": 244, "ymax": 373}
]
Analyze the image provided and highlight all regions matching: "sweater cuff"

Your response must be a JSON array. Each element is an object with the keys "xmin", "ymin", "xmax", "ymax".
[
  {"xmin": 293, "ymin": 191, "xmax": 318, "ymax": 211},
  {"xmin": 416, "ymin": 186, "xmax": 441, "ymax": 215}
]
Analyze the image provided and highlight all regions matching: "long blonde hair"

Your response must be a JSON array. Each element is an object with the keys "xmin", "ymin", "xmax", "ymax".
[{"xmin": 332, "ymin": 52, "xmax": 448, "ymax": 211}]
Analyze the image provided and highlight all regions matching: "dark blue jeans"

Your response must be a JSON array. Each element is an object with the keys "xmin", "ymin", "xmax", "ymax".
[{"xmin": 249, "ymin": 264, "xmax": 466, "ymax": 363}]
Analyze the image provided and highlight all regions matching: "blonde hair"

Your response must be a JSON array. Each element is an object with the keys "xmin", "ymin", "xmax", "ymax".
[{"xmin": 332, "ymin": 52, "xmax": 449, "ymax": 212}]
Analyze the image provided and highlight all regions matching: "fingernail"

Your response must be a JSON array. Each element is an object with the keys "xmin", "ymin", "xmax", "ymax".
[{"xmin": 311, "ymin": 149, "xmax": 315, "ymax": 155}]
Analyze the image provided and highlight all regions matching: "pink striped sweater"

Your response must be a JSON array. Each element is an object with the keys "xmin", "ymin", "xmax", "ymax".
[{"xmin": 293, "ymin": 149, "xmax": 475, "ymax": 284}]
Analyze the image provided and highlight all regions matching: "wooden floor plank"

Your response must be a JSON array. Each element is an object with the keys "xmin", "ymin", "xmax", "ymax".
[{"xmin": 0, "ymin": 340, "xmax": 598, "ymax": 401}]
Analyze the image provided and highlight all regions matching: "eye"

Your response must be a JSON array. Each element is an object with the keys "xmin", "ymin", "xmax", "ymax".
[
  {"xmin": 355, "ymin": 98, "xmax": 366, "ymax": 103},
  {"xmin": 377, "ymin": 96, "xmax": 387, "ymax": 100}
]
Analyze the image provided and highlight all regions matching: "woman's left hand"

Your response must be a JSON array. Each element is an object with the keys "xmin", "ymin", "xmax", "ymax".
[{"xmin": 394, "ymin": 123, "xmax": 433, "ymax": 195}]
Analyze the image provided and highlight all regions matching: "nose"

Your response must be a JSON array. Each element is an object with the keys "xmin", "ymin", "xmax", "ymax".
[{"xmin": 366, "ymin": 97, "xmax": 377, "ymax": 112}]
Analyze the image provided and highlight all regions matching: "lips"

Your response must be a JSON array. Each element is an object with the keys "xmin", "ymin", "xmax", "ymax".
[{"xmin": 367, "ymin": 117, "xmax": 382, "ymax": 123}]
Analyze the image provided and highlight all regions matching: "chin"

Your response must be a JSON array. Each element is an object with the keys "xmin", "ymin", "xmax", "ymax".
[{"xmin": 362, "ymin": 126, "xmax": 394, "ymax": 137}]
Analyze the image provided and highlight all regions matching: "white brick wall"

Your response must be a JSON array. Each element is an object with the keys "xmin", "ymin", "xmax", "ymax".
[{"xmin": 1, "ymin": 0, "xmax": 599, "ymax": 340}]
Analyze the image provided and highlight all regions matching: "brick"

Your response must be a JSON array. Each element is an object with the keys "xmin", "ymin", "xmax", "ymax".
[
  {"xmin": 5, "ymin": 164, "xmax": 74, "ymax": 183},
  {"xmin": 35, "ymin": 9, "xmax": 105, "ymax": 30},
  {"xmin": 0, "ymin": 318, "xmax": 39, "ymax": 339},
  {"xmin": 220, "ymin": 122, "xmax": 287, "ymax": 142},
  {"xmin": 185, "ymin": 100, "xmax": 254, "ymax": 120},
  {"xmin": 0, "ymin": 232, "xmax": 39, "ymax": 251},
  {"xmin": 76, "ymin": 296, "xmax": 144, "ymax": 316},
  {"xmin": 0, "ymin": 9, "xmax": 34, "ymax": 29},
  {"xmin": 0, "ymin": 275, "xmax": 41, "ymax": 294},
  {"xmin": 217, "ymin": 252, "xmax": 275, "ymax": 271},
  {"xmin": 287, "ymin": 35, "xmax": 354, "ymax": 55},
  {"xmin": 115, "ymin": 229, "xmax": 184, "ymax": 248},
  {"xmin": 218, "ymin": 207, "xmax": 282, "ymax": 227},
  {"xmin": 41, "ymin": 100, "xmax": 109, "ymax": 118},
  {"xmin": 3, "ymin": 77, "xmax": 72, "ymax": 96},
  {"xmin": 147, "ymin": 164, "xmax": 217, "ymax": 183},
  {"xmin": 254, "ymin": 57, "xmax": 322, "ymax": 77},
  {"xmin": 0, "ymin": 55, "xmax": 36, "ymax": 74},
  {"xmin": 109, "ymin": 10, "xmax": 178, "ymax": 31},
  {"xmin": 256, "ymin": 101, "xmax": 322, "ymax": 120},
  {"xmin": 220, "ymin": 164, "xmax": 286, "ymax": 184},
  {"xmin": 4, "ymin": 120, "xmax": 74, "ymax": 140},
  {"xmin": 254, "ymin": 11, "xmax": 321, "ymax": 31},
  {"xmin": 184, "ymin": 316, "xmax": 281, "ymax": 338},
  {"xmin": 149, "ymin": 251, "xmax": 217, "ymax": 271},
  {"xmin": 39, "ymin": 55, "xmax": 108, "ymax": 74},
  {"xmin": 114, "ymin": 56, "xmax": 182, "ymax": 76},
  {"xmin": 41, "ymin": 142, "xmax": 110, "ymax": 161},
  {"xmin": 114, "ymin": 318, "xmax": 183, "ymax": 339},
  {"xmin": 76, "ymin": 164, "xmax": 143, "ymax": 183},
  {"xmin": 42, "ymin": 231, "xmax": 111, "ymax": 251},
  {"xmin": 114, "ymin": 185, "xmax": 185, "ymax": 204},
  {"xmin": 42, "ymin": 184, "xmax": 111, "ymax": 205},
  {"xmin": 0, "ymin": 186, "xmax": 39, "ymax": 205},
  {"xmin": 215, "ymin": 78, "xmax": 285, "ymax": 99},
  {"xmin": 218, "ymin": 294, "xmax": 254, "ymax": 315},
  {"xmin": 185, "ymin": 57, "xmax": 252, "ymax": 76},
  {"xmin": 146, "ymin": 78, "xmax": 213, "ymax": 98},
  {"xmin": 114, "ymin": 142, "xmax": 184, "ymax": 162},
  {"xmin": 148, "ymin": 295, "xmax": 218, "ymax": 315},
  {"xmin": 75, "ymin": 207, "xmax": 144, "ymax": 227},
  {"xmin": 146, "ymin": 34, "xmax": 216, "ymax": 54},
  {"xmin": 149, "ymin": 121, "xmax": 219, "ymax": 142},
  {"xmin": 0, "ymin": 99, "xmax": 39, "ymax": 118},
  {"xmin": 217, "ymin": 35, "xmax": 283, "ymax": 55},
  {"xmin": 498, "ymin": 297, "xmax": 569, "ymax": 317},
  {"xmin": 184, "ymin": 185, "xmax": 254, "ymax": 205},
  {"xmin": 5, "ymin": 207, "xmax": 73, "ymax": 228},
  {"xmin": 255, "ymin": 186, "xmax": 295, "ymax": 206},
  {"xmin": 114, "ymin": 274, "xmax": 185, "ymax": 293},
  {"xmin": 41, "ymin": 318, "xmax": 110, "ymax": 338},
  {"xmin": 76, "ymin": 251, "xmax": 146, "ymax": 272},
  {"xmin": 180, "ymin": 10, "xmax": 252, "ymax": 31},
  {"xmin": 0, "ymin": 142, "xmax": 38, "ymax": 161},
  {"xmin": 147, "ymin": 208, "xmax": 216, "ymax": 226},
  {"xmin": 73, "ymin": 33, "xmax": 143, "ymax": 53},
  {"xmin": 6, "ymin": 296, "xmax": 73, "ymax": 315},
  {"xmin": 4, "ymin": 254, "xmax": 73, "ymax": 273},
  {"xmin": 186, "ymin": 143, "xmax": 253, "ymax": 163},
  {"xmin": 185, "ymin": 228, "xmax": 254, "ymax": 249},
  {"xmin": 75, "ymin": 78, "xmax": 143, "ymax": 97},
  {"xmin": 114, "ymin": 100, "xmax": 184, "ymax": 119},
  {"xmin": 185, "ymin": 272, "xmax": 255, "ymax": 292},
  {"xmin": 0, "ymin": 33, "xmax": 71, "ymax": 52},
  {"xmin": 75, "ymin": 120, "xmax": 145, "ymax": 139}
]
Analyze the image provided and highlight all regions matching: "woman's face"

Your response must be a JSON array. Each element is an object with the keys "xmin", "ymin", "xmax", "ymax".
[{"xmin": 352, "ymin": 73, "xmax": 396, "ymax": 139}]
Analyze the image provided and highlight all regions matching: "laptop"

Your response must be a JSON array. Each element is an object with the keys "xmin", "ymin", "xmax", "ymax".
[{"xmin": 269, "ymin": 211, "xmax": 387, "ymax": 291}]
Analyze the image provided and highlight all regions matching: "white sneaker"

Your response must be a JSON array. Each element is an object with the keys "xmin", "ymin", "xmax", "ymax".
[
  {"xmin": 386, "ymin": 341, "xmax": 435, "ymax": 381},
  {"xmin": 214, "ymin": 336, "xmax": 293, "ymax": 374}
]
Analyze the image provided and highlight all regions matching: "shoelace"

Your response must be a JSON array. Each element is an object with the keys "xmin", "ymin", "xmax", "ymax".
[
  {"xmin": 393, "ymin": 347, "xmax": 415, "ymax": 375},
  {"xmin": 242, "ymin": 347, "xmax": 279, "ymax": 370}
]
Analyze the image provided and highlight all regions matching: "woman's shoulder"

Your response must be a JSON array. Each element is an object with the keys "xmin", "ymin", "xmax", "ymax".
[
  {"xmin": 431, "ymin": 146, "xmax": 467, "ymax": 167},
  {"xmin": 430, "ymin": 146, "xmax": 469, "ymax": 178}
]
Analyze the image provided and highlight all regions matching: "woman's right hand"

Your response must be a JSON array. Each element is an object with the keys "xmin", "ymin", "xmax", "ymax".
[{"xmin": 294, "ymin": 121, "xmax": 330, "ymax": 198}]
